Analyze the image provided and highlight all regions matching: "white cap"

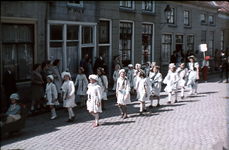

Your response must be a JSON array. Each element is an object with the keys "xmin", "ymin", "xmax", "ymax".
[
  {"xmin": 47, "ymin": 75, "xmax": 54, "ymax": 81},
  {"xmin": 128, "ymin": 64, "xmax": 133, "ymax": 68},
  {"xmin": 61, "ymin": 71, "xmax": 71, "ymax": 80},
  {"xmin": 89, "ymin": 74, "xmax": 98, "ymax": 81},
  {"xmin": 119, "ymin": 69, "xmax": 126, "ymax": 74},
  {"xmin": 135, "ymin": 63, "xmax": 141, "ymax": 69},
  {"xmin": 169, "ymin": 63, "xmax": 176, "ymax": 68},
  {"xmin": 10, "ymin": 93, "xmax": 19, "ymax": 100}
]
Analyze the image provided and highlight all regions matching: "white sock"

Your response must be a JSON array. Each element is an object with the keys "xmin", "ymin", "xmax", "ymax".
[
  {"xmin": 68, "ymin": 108, "xmax": 74, "ymax": 117},
  {"xmin": 189, "ymin": 89, "xmax": 193, "ymax": 95},
  {"xmin": 168, "ymin": 93, "xmax": 172, "ymax": 102},
  {"xmin": 175, "ymin": 92, "xmax": 177, "ymax": 100},
  {"xmin": 181, "ymin": 88, "xmax": 184, "ymax": 96},
  {"xmin": 68, "ymin": 109, "xmax": 73, "ymax": 119},
  {"xmin": 150, "ymin": 100, "xmax": 153, "ymax": 106},
  {"xmin": 31, "ymin": 106, "xmax": 34, "ymax": 110},
  {"xmin": 51, "ymin": 108, "xmax": 56, "ymax": 117},
  {"xmin": 140, "ymin": 103, "xmax": 143, "ymax": 112},
  {"xmin": 94, "ymin": 113, "xmax": 99, "ymax": 124}
]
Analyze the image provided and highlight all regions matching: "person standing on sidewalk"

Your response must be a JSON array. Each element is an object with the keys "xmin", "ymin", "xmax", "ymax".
[
  {"xmin": 187, "ymin": 55, "xmax": 200, "ymax": 96},
  {"xmin": 61, "ymin": 71, "xmax": 76, "ymax": 123},
  {"xmin": 134, "ymin": 63, "xmax": 141, "ymax": 95},
  {"xmin": 218, "ymin": 50, "xmax": 228, "ymax": 83},
  {"xmin": 163, "ymin": 63, "xmax": 179, "ymax": 104},
  {"xmin": 201, "ymin": 56, "xmax": 210, "ymax": 83},
  {"xmin": 97, "ymin": 67, "xmax": 108, "ymax": 111},
  {"xmin": 52, "ymin": 59, "xmax": 62, "ymax": 102},
  {"xmin": 116, "ymin": 69, "xmax": 131, "ymax": 119},
  {"xmin": 74, "ymin": 67, "xmax": 88, "ymax": 108},
  {"xmin": 127, "ymin": 64, "xmax": 135, "ymax": 94},
  {"xmin": 87, "ymin": 74, "xmax": 102, "ymax": 127},
  {"xmin": 44, "ymin": 75, "xmax": 59, "ymax": 120},
  {"xmin": 112, "ymin": 64, "xmax": 120, "ymax": 90}
]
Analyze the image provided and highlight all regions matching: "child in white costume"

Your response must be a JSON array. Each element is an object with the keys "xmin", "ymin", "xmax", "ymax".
[
  {"xmin": 87, "ymin": 74, "xmax": 102, "ymax": 127},
  {"xmin": 187, "ymin": 55, "xmax": 200, "ymax": 96},
  {"xmin": 44, "ymin": 75, "xmax": 59, "ymax": 120},
  {"xmin": 75, "ymin": 67, "xmax": 88, "ymax": 108},
  {"xmin": 144, "ymin": 62, "xmax": 151, "ymax": 77},
  {"xmin": 112, "ymin": 64, "xmax": 120, "ymax": 90},
  {"xmin": 61, "ymin": 71, "xmax": 76, "ymax": 123},
  {"xmin": 116, "ymin": 69, "xmax": 131, "ymax": 119},
  {"xmin": 134, "ymin": 63, "xmax": 141, "ymax": 96},
  {"xmin": 136, "ymin": 70, "xmax": 149, "ymax": 115},
  {"xmin": 163, "ymin": 63, "xmax": 179, "ymax": 104},
  {"xmin": 97, "ymin": 67, "xmax": 108, "ymax": 110},
  {"xmin": 149, "ymin": 66, "xmax": 163, "ymax": 107},
  {"xmin": 176, "ymin": 62, "xmax": 188, "ymax": 99},
  {"xmin": 127, "ymin": 64, "xmax": 135, "ymax": 94}
]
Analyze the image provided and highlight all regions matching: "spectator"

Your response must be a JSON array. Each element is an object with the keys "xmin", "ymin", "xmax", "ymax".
[
  {"xmin": 93, "ymin": 53, "xmax": 106, "ymax": 74},
  {"xmin": 181, "ymin": 50, "xmax": 185, "ymax": 62},
  {"xmin": 2, "ymin": 64, "xmax": 17, "ymax": 111},
  {"xmin": 52, "ymin": 59, "xmax": 62, "ymax": 102},
  {"xmin": 80, "ymin": 54, "xmax": 89, "ymax": 77},
  {"xmin": 170, "ymin": 51, "xmax": 177, "ymax": 64},
  {"xmin": 46, "ymin": 60, "xmax": 53, "ymax": 75},
  {"xmin": 185, "ymin": 50, "xmax": 192, "ymax": 68},
  {"xmin": 176, "ymin": 50, "xmax": 182, "ymax": 67},
  {"xmin": 86, "ymin": 57, "xmax": 94, "ymax": 78},
  {"xmin": 31, "ymin": 63, "xmax": 44, "ymax": 113},
  {"xmin": 201, "ymin": 56, "xmax": 210, "ymax": 83},
  {"xmin": 214, "ymin": 49, "xmax": 220, "ymax": 71},
  {"xmin": 40, "ymin": 62, "xmax": 49, "ymax": 109},
  {"xmin": 218, "ymin": 50, "xmax": 228, "ymax": 83}
]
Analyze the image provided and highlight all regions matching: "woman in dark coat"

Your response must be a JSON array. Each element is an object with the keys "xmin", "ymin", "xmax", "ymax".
[
  {"xmin": 40, "ymin": 62, "xmax": 48, "ymax": 109},
  {"xmin": 31, "ymin": 63, "xmax": 44, "ymax": 113}
]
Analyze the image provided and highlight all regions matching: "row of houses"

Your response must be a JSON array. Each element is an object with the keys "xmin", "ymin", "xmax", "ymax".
[{"xmin": 1, "ymin": 1, "xmax": 229, "ymax": 101}]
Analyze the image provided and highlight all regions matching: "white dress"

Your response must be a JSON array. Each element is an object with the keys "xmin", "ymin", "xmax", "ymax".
[
  {"xmin": 97, "ymin": 75, "xmax": 108, "ymax": 100},
  {"xmin": 116, "ymin": 77, "xmax": 131, "ymax": 105},
  {"xmin": 74, "ymin": 74, "xmax": 88, "ymax": 96},
  {"xmin": 176, "ymin": 68, "xmax": 188, "ymax": 88},
  {"xmin": 52, "ymin": 66, "xmax": 62, "ymax": 93},
  {"xmin": 127, "ymin": 69, "xmax": 135, "ymax": 87},
  {"xmin": 137, "ymin": 78, "xmax": 149, "ymax": 102},
  {"xmin": 44, "ymin": 82, "xmax": 59, "ymax": 105},
  {"xmin": 134, "ymin": 70, "xmax": 141, "ymax": 90},
  {"xmin": 163, "ymin": 71, "xmax": 179, "ymax": 93},
  {"xmin": 149, "ymin": 71, "xmax": 163, "ymax": 96},
  {"xmin": 187, "ymin": 62, "xmax": 199, "ymax": 89},
  {"xmin": 112, "ymin": 70, "xmax": 119, "ymax": 90},
  {"xmin": 145, "ymin": 67, "xmax": 150, "ymax": 77},
  {"xmin": 86, "ymin": 82, "xmax": 102, "ymax": 113},
  {"xmin": 61, "ymin": 80, "xmax": 76, "ymax": 108}
]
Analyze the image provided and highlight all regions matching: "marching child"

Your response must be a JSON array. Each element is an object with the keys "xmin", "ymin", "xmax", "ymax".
[
  {"xmin": 44, "ymin": 75, "xmax": 59, "ymax": 120},
  {"xmin": 75, "ymin": 67, "xmax": 88, "ymax": 108},
  {"xmin": 61, "ymin": 71, "xmax": 76, "ymax": 123},
  {"xmin": 187, "ymin": 55, "xmax": 200, "ymax": 96},
  {"xmin": 144, "ymin": 62, "xmax": 151, "ymax": 77},
  {"xmin": 163, "ymin": 63, "xmax": 179, "ymax": 104},
  {"xmin": 149, "ymin": 66, "xmax": 162, "ymax": 107},
  {"xmin": 134, "ymin": 63, "xmax": 141, "ymax": 94},
  {"xmin": 151, "ymin": 62, "xmax": 157, "ymax": 71},
  {"xmin": 97, "ymin": 67, "xmax": 108, "ymax": 110},
  {"xmin": 116, "ymin": 69, "xmax": 131, "ymax": 119},
  {"xmin": 136, "ymin": 70, "xmax": 148, "ymax": 115},
  {"xmin": 87, "ymin": 74, "xmax": 102, "ymax": 127},
  {"xmin": 112, "ymin": 64, "xmax": 120, "ymax": 90},
  {"xmin": 176, "ymin": 62, "xmax": 188, "ymax": 99},
  {"xmin": 127, "ymin": 64, "xmax": 135, "ymax": 94}
]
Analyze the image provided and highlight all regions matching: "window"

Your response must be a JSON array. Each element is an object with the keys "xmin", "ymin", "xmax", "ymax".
[
  {"xmin": 142, "ymin": 1, "xmax": 154, "ymax": 12},
  {"xmin": 99, "ymin": 21, "xmax": 110, "ymax": 44},
  {"xmin": 208, "ymin": 31, "xmax": 214, "ymax": 56},
  {"xmin": 142, "ymin": 24, "xmax": 152, "ymax": 64},
  {"xmin": 161, "ymin": 34, "xmax": 172, "ymax": 63},
  {"xmin": 68, "ymin": 1, "xmax": 83, "ymax": 7},
  {"xmin": 201, "ymin": 13, "xmax": 206, "ymax": 23},
  {"xmin": 187, "ymin": 35, "xmax": 194, "ymax": 54},
  {"xmin": 221, "ymin": 30, "xmax": 224, "ymax": 51},
  {"xmin": 168, "ymin": 8, "xmax": 175, "ymax": 24},
  {"xmin": 119, "ymin": 22, "xmax": 132, "ymax": 67},
  {"xmin": 184, "ymin": 10, "xmax": 189, "ymax": 26},
  {"xmin": 209, "ymin": 15, "xmax": 214, "ymax": 24},
  {"xmin": 82, "ymin": 26, "xmax": 93, "ymax": 44},
  {"xmin": 120, "ymin": 1, "xmax": 133, "ymax": 9},
  {"xmin": 2, "ymin": 24, "xmax": 34, "ymax": 81},
  {"xmin": 201, "ymin": 30, "xmax": 206, "ymax": 44}
]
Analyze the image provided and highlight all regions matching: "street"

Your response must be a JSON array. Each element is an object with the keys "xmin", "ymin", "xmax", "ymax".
[{"xmin": 1, "ymin": 74, "xmax": 229, "ymax": 150}]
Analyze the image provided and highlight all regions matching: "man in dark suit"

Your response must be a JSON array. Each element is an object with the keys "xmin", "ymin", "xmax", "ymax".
[
  {"xmin": 218, "ymin": 50, "xmax": 228, "ymax": 83},
  {"xmin": 80, "ymin": 53, "xmax": 89, "ymax": 76},
  {"xmin": 93, "ymin": 53, "xmax": 106, "ymax": 74},
  {"xmin": 170, "ymin": 51, "xmax": 177, "ymax": 64},
  {"xmin": 2, "ymin": 64, "xmax": 17, "ymax": 110}
]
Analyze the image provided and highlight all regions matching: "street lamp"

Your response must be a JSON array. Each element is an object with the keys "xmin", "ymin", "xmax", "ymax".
[{"xmin": 160, "ymin": 4, "xmax": 172, "ymax": 29}]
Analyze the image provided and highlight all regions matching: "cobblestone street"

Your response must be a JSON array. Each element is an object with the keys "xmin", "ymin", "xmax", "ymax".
[{"xmin": 1, "ymin": 74, "xmax": 229, "ymax": 150}]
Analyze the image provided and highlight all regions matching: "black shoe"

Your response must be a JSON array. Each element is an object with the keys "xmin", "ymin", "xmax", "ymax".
[
  {"xmin": 156, "ymin": 104, "xmax": 160, "ymax": 107},
  {"xmin": 181, "ymin": 96, "xmax": 184, "ymax": 99},
  {"xmin": 143, "ymin": 109, "xmax": 147, "ymax": 112},
  {"xmin": 139, "ymin": 112, "xmax": 143, "ymax": 115},
  {"xmin": 148, "ymin": 105, "xmax": 153, "ymax": 108},
  {"xmin": 174, "ymin": 100, "xmax": 178, "ymax": 103},
  {"xmin": 102, "ymin": 108, "xmax": 106, "ymax": 111},
  {"xmin": 66, "ymin": 119, "xmax": 73, "ymax": 123},
  {"xmin": 80, "ymin": 105, "xmax": 84, "ymax": 109}
]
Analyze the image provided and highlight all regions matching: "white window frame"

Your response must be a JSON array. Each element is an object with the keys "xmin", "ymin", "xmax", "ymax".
[
  {"xmin": 161, "ymin": 32, "xmax": 173, "ymax": 65},
  {"xmin": 208, "ymin": 30, "xmax": 214, "ymax": 57},
  {"xmin": 119, "ymin": 1, "xmax": 135, "ymax": 10},
  {"xmin": 186, "ymin": 34, "xmax": 195, "ymax": 55},
  {"xmin": 201, "ymin": 13, "xmax": 207, "ymax": 23},
  {"xmin": 201, "ymin": 29, "xmax": 206, "ymax": 44},
  {"xmin": 98, "ymin": 18, "xmax": 112, "ymax": 81},
  {"xmin": 141, "ymin": 22, "xmax": 154, "ymax": 65},
  {"xmin": 209, "ymin": 14, "xmax": 214, "ymax": 24},
  {"xmin": 184, "ymin": 10, "xmax": 190, "ymax": 26},
  {"xmin": 47, "ymin": 20, "xmax": 97, "ymax": 75},
  {"xmin": 168, "ymin": 7, "xmax": 176, "ymax": 24},
  {"xmin": 119, "ymin": 20, "xmax": 134, "ymax": 69},
  {"xmin": 68, "ymin": 1, "xmax": 83, "ymax": 7},
  {"xmin": 142, "ymin": 1, "xmax": 155, "ymax": 13}
]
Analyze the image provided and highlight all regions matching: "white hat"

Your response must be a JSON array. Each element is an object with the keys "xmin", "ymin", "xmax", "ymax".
[
  {"xmin": 128, "ymin": 64, "xmax": 133, "ymax": 68},
  {"xmin": 119, "ymin": 69, "xmax": 126, "ymax": 74},
  {"xmin": 146, "ymin": 61, "xmax": 151, "ymax": 65},
  {"xmin": 61, "ymin": 71, "xmax": 71, "ymax": 80},
  {"xmin": 169, "ymin": 63, "xmax": 176, "ymax": 68},
  {"xmin": 135, "ymin": 63, "xmax": 141, "ymax": 69},
  {"xmin": 47, "ymin": 75, "xmax": 54, "ymax": 81},
  {"xmin": 10, "ymin": 93, "xmax": 19, "ymax": 100},
  {"xmin": 89, "ymin": 74, "xmax": 98, "ymax": 81},
  {"xmin": 188, "ymin": 55, "xmax": 197, "ymax": 61}
]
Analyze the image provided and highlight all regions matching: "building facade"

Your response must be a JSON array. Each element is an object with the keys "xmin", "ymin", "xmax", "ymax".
[{"xmin": 1, "ymin": 1, "xmax": 229, "ymax": 103}]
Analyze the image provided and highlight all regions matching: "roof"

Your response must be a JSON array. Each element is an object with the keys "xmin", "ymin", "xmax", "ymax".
[{"xmin": 210, "ymin": 1, "xmax": 229, "ymax": 12}]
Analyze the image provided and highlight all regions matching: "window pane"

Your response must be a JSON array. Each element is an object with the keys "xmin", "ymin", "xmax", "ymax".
[
  {"xmin": 67, "ymin": 42, "xmax": 78, "ymax": 75},
  {"xmin": 127, "ymin": 1, "xmax": 131, "ymax": 7},
  {"xmin": 176, "ymin": 35, "xmax": 183, "ymax": 43},
  {"xmin": 148, "ymin": 25, "xmax": 152, "ymax": 34},
  {"xmin": 99, "ymin": 21, "xmax": 109, "ymax": 44},
  {"xmin": 123, "ymin": 23, "xmax": 127, "ymax": 34},
  {"xmin": 128, "ymin": 23, "xmax": 131, "ymax": 34},
  {"xmin": 50, "ymin": 42, "xmax": 63, "ymax": 72},
  {"xmin": 67, "ymin": 25, "xmax": 79, "ymax": 40},
  {"xmin": 50, "ymin": 25, "xmax": 63, "ymax": 40},
  {"xmin": 82, "ymin": 26, "xmax": 93, "ymax": 44},
  {"xmin": 142, "ymin": 1, "xmax": 145, "ymax": 9}
]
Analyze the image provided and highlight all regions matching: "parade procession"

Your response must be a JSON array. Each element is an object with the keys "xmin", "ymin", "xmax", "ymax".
[{"xmin": 1, "ymin": 1, "xmax": 229, "ymax": 150}]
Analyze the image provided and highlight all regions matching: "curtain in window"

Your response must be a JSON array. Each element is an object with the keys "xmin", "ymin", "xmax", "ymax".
[
  {"xmin": 66, "ymin": 46, "xmax": 78, "ymax": 75},
  {"xmin": 49, "ymin": 47, "xmax": 63, "ymax": 73}
]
